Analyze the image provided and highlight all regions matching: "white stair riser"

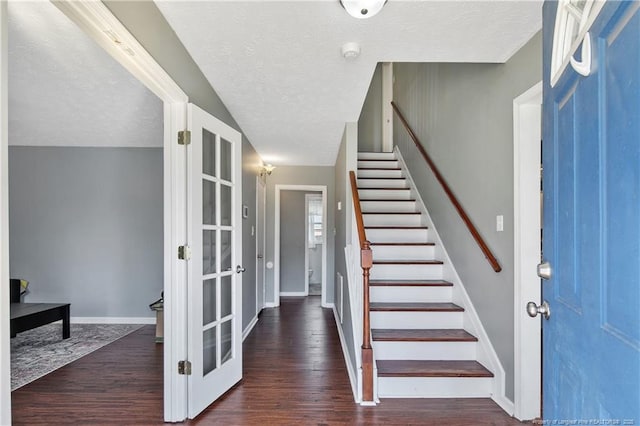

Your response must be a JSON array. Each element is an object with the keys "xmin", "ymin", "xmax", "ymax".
[
  {"xmin": 358, "ymin": 160, "xmax": 399, "ymax": 169},
  {"xmin": 373, "ymin": 341, "xmax": 477, "ymax": 361},
  {"xmin": 377, "ymin": 377, "xmax": 492, "ymax": 398},
  {"xmin": 358, "ymin": 169, "xmax": 403, "ymax": 179},
  {"xmin": 358, "ymin": 179, "xmax": 408, "ymax": 189},
  {"xmin": 370, "ymin": 263, "xmax": 443, "ymax": 280},
  {"xmin": 358, "ymin": 189, "xmax": 412, "ymax": 200},
  {"xmin": 370, "ymin": 311, "xmax": 463, "ymax": 329},
  {"xmin": 364, "ymin": 214, "xmax": 422, "ymax": 227},
  {"xmin": 367, "ymin": 228, "xmax": 429, "ymax": 243},
  {"xmin": 370, "ymin": 286, "xmax": 451, "ymax": 303},
  {"xmin": 372, "ymin": 245, "xmax": 435, "ymax": 260},
  {"xmin": 360, "ymin": 200, "xmax": 416, "ymax": 212},
  {"xmin": 358, "ymin": 152, "xmax": 397, "ymax": 160}
]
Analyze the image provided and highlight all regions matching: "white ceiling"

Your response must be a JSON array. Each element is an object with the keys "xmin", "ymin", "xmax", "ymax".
[
  {"xmin": 8, "ymin": 1, "xmax": 163, "ymax": 148},
  {"xmin": 156, "ymin": 0, "xmax": 542, "ymax": 166}
]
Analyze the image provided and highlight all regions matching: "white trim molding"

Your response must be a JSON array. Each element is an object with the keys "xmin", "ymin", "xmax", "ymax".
[
  {"xmin": 274, "ymin": 185, "xmax": 328, "ymax": 308},
  {"xmin": 513, "ymin": 81, "xmax": 542, "ymax": 421},
  {"xmin": 0, "ymin": 3, "xmax": 11, "ymax": 424},
  {"xmin": 242, "ymin": 315, "xmax": 259, "ymax": 341}
]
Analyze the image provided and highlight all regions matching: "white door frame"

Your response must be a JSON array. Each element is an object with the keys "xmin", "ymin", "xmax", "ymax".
[
  {"xmin": 274, "ymin": 185, "xmax": 328, "ymax": 307},
  {"xmin": 513, "ymin": 81, "xmax": 542, "ymax": 421},
  {"xmin": 256, "ymin": 176, "xmax": 266, "ymax": 314},
  {"xmin": 304, "ymin": 193, "xmax": 323, "ymax": 296},
  {"xmin": 1, "ymin": 2, "xmax": 191, "ymax": 422},
  {"xmin": 0, "ymin": 2, "xmax": 11, "ymax": 424}
]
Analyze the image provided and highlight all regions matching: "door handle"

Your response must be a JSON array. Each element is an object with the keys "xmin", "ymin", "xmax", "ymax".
[
  {"xmin": 527, "ymin": 300, "xmax": 551, "ymax": 320},
  {"xmin": 537, "ymin": 261, "xmax": 552, "ymax": 280},
  {"xmin": 257, "ymin": 254, "xmax": 263, "ymax": 259},
  {"xmin": 570, "ymin": 32, "xmax": 592, "ymax": 77},
  {"xmin": 236, "ymin": 265, "xmax": 246, "ymax": 274}
]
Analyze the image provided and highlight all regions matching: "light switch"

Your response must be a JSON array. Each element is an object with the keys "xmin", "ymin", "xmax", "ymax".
[
  {"xmin": 338, "ymin": 201, "xmax": 342, "ymax": 211},
  {"xmin": 496, "ymin": 215, "xmax": 504, "ymax": 232}
]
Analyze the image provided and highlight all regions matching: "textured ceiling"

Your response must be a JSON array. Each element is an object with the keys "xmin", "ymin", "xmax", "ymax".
[
  {"xmin": 8, "ymin": 1, "xmax": 163, "ymax": 148},
  {"xmin": 156, "ymin": 0, "xmax": 542, "ymax": 166}
]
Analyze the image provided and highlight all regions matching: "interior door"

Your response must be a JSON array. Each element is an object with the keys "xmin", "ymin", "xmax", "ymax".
[
  {"xmin": 542, "ymin": 1, "xmax": 640, "ymax": 421},
  {"xmin": 187, "ymin": 103, "xmax": 243, "ymax": 418}
]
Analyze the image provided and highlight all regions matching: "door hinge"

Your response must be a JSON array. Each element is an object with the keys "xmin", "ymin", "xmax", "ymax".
[
  {"xmin": 178, "ymin": 245, "xmax": 191, "ymax": 260},
  {"xmin": 178, "ymin": 360, "xmax": 192, "ymax": 375},
  {"xmin": 178, "ymin": 130, "xmax": 191, "ymax": 145}
]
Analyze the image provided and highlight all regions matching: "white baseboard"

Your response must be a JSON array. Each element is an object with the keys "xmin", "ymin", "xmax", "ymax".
[
  {"xmin": 492, "ymin": 394, "xmax": 515, "ymax": 416},
  {"xmin": 70, "ymin": 317, "xmax": 155, "ymax": 324},
  {"xmin": 332, "ymin": 306, "xmax": 359, "ymax": 403},
  {"xmin": 264, "ymin": 302, "xmax": 277, "ymax": 308},
  {"xmin": 242, "ymin": 315, "xmax": 259, "ymax": 341},
  {"xmin": 280, "ymin": 291, "xmax": 307, "ymax": 297}
]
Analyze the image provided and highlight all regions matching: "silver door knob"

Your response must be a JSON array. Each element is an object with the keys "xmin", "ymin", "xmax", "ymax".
[
  {"xmin": 257, "ymin": 254, "xmax": 263, "ymax": 259},
  {"xmin": 236, "ymin": 265, "xmax": 246, "ymax": 273},
  {"xmin": 537, "ymin": 261, "xmax": 552, "ymax": 280},
  {"xmin": 527, "ymin": 300, "xmax": 551, "ymax": 320}
]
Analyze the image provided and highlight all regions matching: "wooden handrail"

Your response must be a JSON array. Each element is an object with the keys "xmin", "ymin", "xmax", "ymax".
[
  {"xmin": 349, "ymin": 170, "xmax": 374, "ymax": 402},
  {"xmin": 391, "ymin": 101, "xmax": 502, "ymax": 273}
]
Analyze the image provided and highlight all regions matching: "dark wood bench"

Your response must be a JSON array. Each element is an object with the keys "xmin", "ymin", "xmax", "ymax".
[{"xmin": 9, "ymin": 279, "xmax": 70, "ymax": 339}]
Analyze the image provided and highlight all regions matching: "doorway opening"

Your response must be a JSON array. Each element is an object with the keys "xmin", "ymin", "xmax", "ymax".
[{"xmin": 274, "ymin": 185, "xmax": 328, "ymax": 307}]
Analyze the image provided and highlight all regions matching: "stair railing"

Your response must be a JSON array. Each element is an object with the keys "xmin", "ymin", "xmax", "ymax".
[
  {"xmin": 391, "ymin": 101, "xmax": 502, "ymax": 273},
  {"xmin": 349, "ymin": 170, "xmax": 374, "ymax": 402}
]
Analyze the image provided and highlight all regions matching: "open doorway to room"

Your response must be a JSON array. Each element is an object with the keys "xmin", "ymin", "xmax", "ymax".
[
  {"xmin": 274, "ymin": 185, "xmax": 328, "ymax": 306},
  {"xmin": 7, "ymin": 0, "xmax": 163, "ymax": 402},
  {"xmin": 305, "ymin": 193, "xmax": 323, "ymax": 296}
]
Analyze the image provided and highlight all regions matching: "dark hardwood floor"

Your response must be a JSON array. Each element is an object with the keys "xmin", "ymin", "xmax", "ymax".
[{"xmin": 11, "ymin": 296, "xmax": 524, "ymax": 425}]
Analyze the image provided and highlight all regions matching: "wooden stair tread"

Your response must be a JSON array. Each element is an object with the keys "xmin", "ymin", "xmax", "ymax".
[
  {"xmin": 362, "ymin": 212, "xmax": 420, "ymax": 215},
  {"xmin": 373, "ymin": 260, "xmax": 443, "ymax": 265},
  {"xmin": 369, "ymin": 279, "xmax": 452, "ymax": 287},
  {"xmin": 370, "ymin": 302, "xmax": 463, "ymax": 312},
  {"xmin": 358, "ymin": 177, "xmax": 406, "ymax": 180},
  {"xmin": 360, "ymin": 199, "xmax": 417, "ymax": 202},
  {"xmin": 372, "ymin": 329, "xmax": 477, "ymax": 342},
  {"xmin": 357, "ymin": 187, "xmax": 411, "ymax": 191},
  {"xmin": 376, "ymin": 360, "xmax": 493, "ymax": 378},
  {"xmin": 365, "ymin": 226, "xmax": 427, "ymax": 229},
  {"xmin": 369, "ymin": 242, "xmax": 435, "ymax": 246}
]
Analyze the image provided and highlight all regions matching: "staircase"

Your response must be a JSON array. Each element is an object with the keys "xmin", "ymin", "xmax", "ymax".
[{"xmin": 357, "ymin": 151, "xmax": 495, "ymax": 398}]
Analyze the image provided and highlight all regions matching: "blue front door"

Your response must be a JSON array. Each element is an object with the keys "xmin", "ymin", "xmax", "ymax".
[{"xmin": 542, "ymin": 1, "xmax": 640, "ymax": 422}]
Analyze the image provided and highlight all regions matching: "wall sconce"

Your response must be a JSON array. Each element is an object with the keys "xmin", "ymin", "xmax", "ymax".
[{"xmin": 259, "ymin": 164, "xmax": 276, "ymax": 177}]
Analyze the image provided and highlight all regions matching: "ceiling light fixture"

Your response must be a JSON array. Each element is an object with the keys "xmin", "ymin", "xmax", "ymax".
[{"xmin": 340, "ymin": 0, "xmax": 387, "ymax": 19}]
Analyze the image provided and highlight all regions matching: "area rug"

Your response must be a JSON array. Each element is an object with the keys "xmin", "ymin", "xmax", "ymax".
[{"xmin": 11, "ymin": 323, "xmax": 143, "ymax": 391}]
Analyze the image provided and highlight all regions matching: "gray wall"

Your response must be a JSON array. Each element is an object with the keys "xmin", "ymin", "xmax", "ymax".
[
  {"xmin": 333, "ymin": 128, "xmax": 357, "ymax": 371},
  {"xmin": 9, "ymin": 146, "xmax": 163, "ymax": 317},
  {"xmin": 358, "ymin": 63, "xmax": 382, "ymax": 153},
  {"xmin": 241, "ymin": 142, "xmax": 261, "ymax": 329},
  {"xmin": 105, "ymin": 1, "xmax": 262, "ymax": 330},
  {"xmin": 392, "ymin": 31, "xmax": 542, "ymax": 400},
  {"xmin": 265, "ymin": 166, "xmax": 335, "ymax": 304}
]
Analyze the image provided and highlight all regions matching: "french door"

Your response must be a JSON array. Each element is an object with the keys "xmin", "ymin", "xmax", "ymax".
[
  {"xmin": 187, "ymin": 103, "xmax": 243, "ymax": 418},
  {"xmin": 541, "ymin": 0, "xmax": 639, "ymax": 421}
]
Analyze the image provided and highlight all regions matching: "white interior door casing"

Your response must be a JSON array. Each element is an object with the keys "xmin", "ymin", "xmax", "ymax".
[{"xmin": 187, "ymin": 103, "xmax": 243, "ymax": 418}]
